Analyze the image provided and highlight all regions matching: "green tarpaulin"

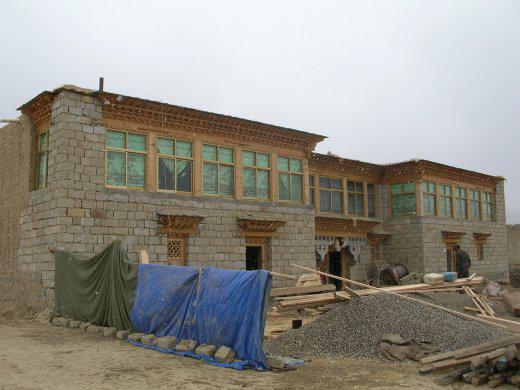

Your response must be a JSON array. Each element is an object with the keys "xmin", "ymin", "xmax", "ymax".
[{"xmin": 54, "ymin": 240, "xmax": 137, "ymax": 330}]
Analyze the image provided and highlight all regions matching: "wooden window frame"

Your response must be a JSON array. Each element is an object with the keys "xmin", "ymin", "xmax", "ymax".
[
  {"xmin": 482, "ymin": 192, "xmax": 494, "ymax": 221},
  {"xmin": 367, "ymin": 183, "xmax": 376, "ymax": 218},
  {"xmin": 318, "ymin": 176, "xmax": 344, "ymax": 214},
  {"xmin": 36, "ymin": 131, "xmax": 49, "ymax": 189},
  {"xmin": 167, "ymin": 234, "xmax": 187, "ymax": 266},
  {"xmin": 469, "ymin": 189, "xmax": 482, "ymax": 220},
  {"xmin": 309, "ymin": 174, "xmax": 315, "ymax": 207},
  {"xmin": 439, "ymin": 184, "xmax": 453, "ymax": 217},
  {"xmin": 347, "ymin": 180, "xmax": 365, "ymax": 217},
  {"xmin": 201, "ymin": 143, "xmax": 235, "ymax": 197},
  {"xmin": 454, "ymin": 186, "xmax": 468, "ymax": 219},
  {"xmin": 241, "ymin": 150, "xmax": 271, "ymax": 201},
  {"xmin": 391, "ymin": 181, "xmax": 416, "ymax": 216},
  {"xmin": 105, "ymin": 129, "xmax": 148, "ymax": 190},
  {"xmin": 277, "ymin": 156, "xmax": 303, "ymax": 204},
  {"xmin": 156, "ymin": 137, "xmax": 194, "ymax": 195},
  {"xmin": 422, "ymin": 181, "xmax": 436, "ymax": 216}
]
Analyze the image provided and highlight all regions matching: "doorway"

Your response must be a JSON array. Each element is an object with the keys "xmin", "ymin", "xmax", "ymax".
[
  {"xmin": 328, "ymin": 250, "xmax": 342, "ymax": 290},
  {"xmin": 446, "ymin": 245, "xmax": 458, "ymax": 272},
  {"xmin": 246, "ymin": 246, "xmax": 262, "ymax": 270}
]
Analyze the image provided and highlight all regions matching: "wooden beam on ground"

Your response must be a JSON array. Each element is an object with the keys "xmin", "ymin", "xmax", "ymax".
[
  {"xmin": 475, "ymin": 315, "xmax": 520, "ymax": 333},
  {"xmin": 419, "ymin": 347, "xmax": 511, "ymax": 374},
  {"xmin": 269, "ymin": 271, "xmax": 297, "ymax": 281},
  {"xmin": 270, "ymin": 284, "xmax": 336, "ymax": 298},
  {"xmin": 463, "ymin": 286, "xmax": 487, "ymax": 315},
  {"xmin": 292, "ymin": 264, "xmax": 507, "ymax": 331}
]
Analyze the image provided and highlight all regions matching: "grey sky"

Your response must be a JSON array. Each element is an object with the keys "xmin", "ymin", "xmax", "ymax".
[{"xmin": 1, "ymin": 1, "xmax": 519, "ymax": 222}]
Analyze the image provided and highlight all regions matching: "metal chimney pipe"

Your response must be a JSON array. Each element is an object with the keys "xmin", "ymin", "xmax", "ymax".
[{"xmin": 99, "ymin": 77, "xmax": 104, "ymax": 91}]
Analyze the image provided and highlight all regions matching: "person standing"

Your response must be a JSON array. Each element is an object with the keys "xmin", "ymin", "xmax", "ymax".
[{"xmin": 453, "ymin": 244, "xmax": 471, "ymax": 278}]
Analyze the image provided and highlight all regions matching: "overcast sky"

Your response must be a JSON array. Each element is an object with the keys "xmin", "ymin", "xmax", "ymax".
[{"xmin": 1, "ymin": 1, "xmax": 519, "ymax": 222}]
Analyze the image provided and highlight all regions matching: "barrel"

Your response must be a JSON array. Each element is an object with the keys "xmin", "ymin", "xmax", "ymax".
[{"xmin": 379, "ymin": 263, "xmax": 409, "ymax": 285}]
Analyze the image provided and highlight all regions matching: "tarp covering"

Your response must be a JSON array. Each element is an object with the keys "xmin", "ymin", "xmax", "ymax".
[
  {"xmin": 54, "ymin": 240, "xmax": 137, "ymax": 330},
  {"xmin": 130, "ymin": 264, "xmax": 271, "ymax": 370}
]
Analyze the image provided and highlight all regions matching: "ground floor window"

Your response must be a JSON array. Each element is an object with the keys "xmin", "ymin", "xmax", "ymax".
[{"xmin": 167, "ymin": 236, "xmax": 186, "ymax": 266}]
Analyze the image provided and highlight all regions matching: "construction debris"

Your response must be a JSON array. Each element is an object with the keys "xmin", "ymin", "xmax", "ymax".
[{"xmin": 380, "ymin": 334, "xmax": 440, "ymax": 361}]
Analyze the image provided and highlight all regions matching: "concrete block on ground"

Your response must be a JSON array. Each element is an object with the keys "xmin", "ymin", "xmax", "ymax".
[
  {"xmin": 195, "ymin": 343, "xmax": 217, "ymax": 357},
  {"xmin": 156, "ymin": 336, "xmax": 177, "ymax": 350},
  {"xmin": 79, "ymin": 322, "xmax": 91, "ymax": 332},
  {"xmin": 68, "ymin": 320, "xmax": 82, "ymax": 329},
  {"xmin": 175, "ymin": 339, "xmax": 198, "ymax": 352},
  {"xmin": 141, "ymin": 334, "xmax": 157, "ymax": 346},
  {"xmin": 127, "ymin": 333, "xmax": 146, "ymax": 343},
  {"xmin": 267, "ymin": 355, "xmax": 285, "ymax": 369},
  {"xmin": 215, "ymin": 346, "xmax": 235, "ymax": 363},
  {"xmin": 116, "ymin": 330, "xmax": 130, "ymax": 340},
  {"xmin": 86, "ymin": 325, "xmax": 101, "ymax": 334},
  {"xmin": 103, "ymin": 327, "xmax": 118, "ymax": 338}
]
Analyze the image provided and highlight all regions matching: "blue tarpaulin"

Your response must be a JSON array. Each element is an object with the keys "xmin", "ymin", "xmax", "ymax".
[{"xmin": 130, "ymin": 264, "xmax": 271, "ymax": 370}]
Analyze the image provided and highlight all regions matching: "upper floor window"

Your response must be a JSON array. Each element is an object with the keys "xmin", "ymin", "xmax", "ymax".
[
  {"xmin": 422, "ymin": 181, "xmax": 436, "ymax": 215},
  {"xmin": 105, "ymin": 130, "xmax": 146, "ymax": 189},
  {"xmin": 347, "ymin": 181, "xmax": 364, "ymax": 216},
  {"xmin": 203, "ymin": 144, "xmax": 234, "ymax": 196},
  {"xmin": 278, "ymin": 157, "xmax": 302, "ymax": 203},
  {"xmin": 367, "ymin": 184, "xmax": 376, "ymax": 218},
  {"xmin": 439, "ymin": 184, "xmax": 453, "ymax": 217},
  {"xmin": 242, "ymin": 150, "xmax": 270, "ymax": 199},
  {"xmin": 319, "ymin": 177, "xmax": 343, "ymax": 213},
  {"xmin": 455, "ymin": 187, "xmax": 467, "ymax": 219},
  {"xmin": 482, "ymin": 192, "xmax": 493, "ymax": 221},
  {"xmin": 157, "ymin": 138, "xmax": 193, "ymax": 193},
  {"xmin": 469, "ymin": 190, "xmax": 481, "ymax": 220},
  {"xmin": 37, "ymin": 132, "xmax": 49, "ymax": 189},
  {"xmin": 391, "ymin": 182, "xmax": 416, "ymax": 216},
  {"xmin": 309, "ymin": 175, "xmax": 315, "ymax": 206}
]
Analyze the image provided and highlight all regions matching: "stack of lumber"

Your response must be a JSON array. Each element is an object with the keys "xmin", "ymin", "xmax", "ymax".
[
  {"xmin": 463, "ymin": 286, "xmax": 496, "ymax": 317},
  {"xmin": 271, "ymin": 284, "xmax": 338, "ymax": 312},
  {"xmin": 419, "ymin": 336, "xmax": 520, "ymax": 387}
]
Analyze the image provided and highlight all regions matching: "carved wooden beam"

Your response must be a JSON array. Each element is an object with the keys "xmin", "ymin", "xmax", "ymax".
[
  {"xmin": 237, "ymin": 219, "xmax": 286, "ymax": 237},
  {"xmin": 157, "ymin": 214, "xmax": 204, "ymax": 236}
]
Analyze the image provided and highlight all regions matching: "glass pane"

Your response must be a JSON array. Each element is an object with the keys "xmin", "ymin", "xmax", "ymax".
[
  {"xmin": 106, "ymin": 151, "xmax": 126, "ymax": 186},
  {"xmin": 219, "ymin": 147, "xmax": 233, "ymax": 163},
  {"xmin": 422, "ymin": 182, "xmax": 428, "ymax": 192},
  {"xmin": 391, "ymin": 183, "xmax": 403, "ymax": 194},
  {"xmin": 256, "ymin": 153, "xmax": 270, "ymax": 168},
  {"xmin": 356, "ymin": 194, "xmax": 364, "ymax": 215},
  {"xmin": 257, "ymin": 170, "xmax": 269, "ymax": 198},
  {"xmin": 277, "ymin": 157, "xmax": 289, "ymax": 171},
  {"xmin": 176, "ymin": 141, "xmax": 193, "ymax": 158},
  {"xmin": 367, "ymin": 183, "xmax": 374, "ymax": 195},
  {"xmin": 291, "ymin": 174, "xmax": 302, "ymax": 202},
  {"xmin": 157, "ymin": 138, "xmax": 174, "ymax": 155},
  {"xmin": 279, "ymin": 173, "xmax": 290, "ymax": 201},
  {"xmin": 128, "ymin": 133, "xmax": 146, "ymax": 152},
  {"xmin": 368, "ymin": 197, "xmax": 375, "ymax": 218},
  {"xmin": 310, "ymin": 189, "xmax": 315, "ymax": 206},
  {"xmin": 38, "ymin": 153, "xmax": 47, "ymax": 187},
  {"xmin": 242, "ymin": 151, "xmax": 255, "ymax": 166},
  {"xmin": 319, "ymin": 190, "xmax": 331, "ymax": 212},
  {"xmin": 290, "ymin": 159, "xmax": 302, "ymax": 173},
  {"xmin": 158, "ymin": 157, "xmax": 174, "ymax": 190},
  {"xmin": 242, "ymin": 168, "xmax": 256, "ymax": 197},
  {"xmin": 309, "ymin": 175, "xmax": 314, "ymax": 187},
  {"xmin": 403, "ymin": 182, "xmax": 415, "ymax": 193},
  {"xmin": 429, "ymin": 183, "xmax": 435, "ymax": 193},
  {"xmin": 127, "ymin": 153, "xmax": 145, "ymax": 188},
  {"xmin": 39, "ymin": 133, "xmax": 48, "ymax": 151},
  {"xmin": 423, "ymin": 195, "xmax": 430, "ymax": 214},
  {"xmin": 332, "ymin": 191, "xmax": 343, "ymax": 213},
  {"xmin": 331, "ymin": 179, "xmax": 342, "ymax": 189},
  {"xmin": 203, "ymin": 145, "xmax": 217, "ymax": 161},
  {"xmin": 176, "ymin": 160, "xmax": 192, "ymax": 192},
  {"xmin": 347, "ymin": 181, "xmax": 355, "ymax": 192},
  {"xmin": 404, "ymin": 194, "xmax": 416, "ymax": 213},
  {"xmin": 218, "ymin": 165, "xmax": 233, "ymax": 196},
  {"xmin": 392, "ymin": 196, "xmax": 403, "ymax": 215},
  {"xmin": 106, "ymin": 130, "xmax": 126, "ymax": 149},
  {"xmin": 319, "ymin": 177, "xmax": 330, "ymax": 188},
  {"xmin": 356, "ymin": 182, "xmax": 363, "ymax": 193},
  {"xmin": 203, "ymin": 163, "xmax": 218, "ymax": 194},
  {"xmin": 348, "ymin": 193, "xmax": 356, "ymax": 214}
]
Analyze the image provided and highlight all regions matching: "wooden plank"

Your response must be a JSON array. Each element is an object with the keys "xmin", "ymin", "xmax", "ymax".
[
  {"xmin": 419, "ymin": 347, "xmax": 509, "ymax": 374},
  {"xmin": 476, "ymin": 315, "xmax": 520, "ymax": 333},
  {"xmin": 463, "ymin": 286, "xmax": 487, "ymax": 315},
  {"xmin": 278, "ymin": 293, "xmax": 336, "ymax": 307},
  {"xmin": 269, "ymin": 271, "xmax": 297, "ymax": 280},
  {"xmin": 274, "ymin": 293, "xmax": 334, "ymax": 302},
  {"xmin": 270, "ymin": 284, "xmax": 336, "ymax": 298}
]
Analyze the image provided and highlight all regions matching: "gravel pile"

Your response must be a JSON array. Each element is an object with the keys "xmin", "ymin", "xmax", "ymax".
[{"xmin": 265, "ymin": 293, "xmax": 511, "ymax": 360}]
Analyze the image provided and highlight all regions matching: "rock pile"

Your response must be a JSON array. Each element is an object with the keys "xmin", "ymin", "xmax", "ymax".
[{"xmin": 265, "ymin": 293, "xmax": 511, "ymax": 360}]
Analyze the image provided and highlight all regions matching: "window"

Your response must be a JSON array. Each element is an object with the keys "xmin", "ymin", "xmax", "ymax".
[
  {"xmin": 105, "ymin": 130, "xmax": 147, "ymax": 189},
  {"xmin": 36, "ymin": 132, "xmax": 49, "ymax": 189},
  {"xmin": 278, "ymin": 157, "xmax": 302, "ymax": 203},
  {"xmin": 157, "ymin": 138, "xmax": 193, "ymax": 193},
  {"xmin": 439, "ymin": 184, "xmax": 453, "ymax": 217},
  {"xmin": 367, "ymin": 184, "xmax": 376, "ymax": 218},
  {"xmin": 347, "ymin": 181, "xmax": 364, "ymax": 216},
  {"xmin": 319, "ymin": 177, "xmax": 343, "ymax": 213},
  {"xmin": 309, "ymin": 175, "xmax": 315, "ymax": 206},
  {"xmin": 476, "ymin": 242, "xmax": 484, "ymax": 260},
  {"xmin": 422, "ymin": 181, "xmax": 436, "ymax": 215},
  {"xmin": 202, "ymin": 144, "xmax": 234, "ymax": 196},
  {"xmin": 469, "ymin": 190, "xmax": 481, "ymax": 220},
  {"xmin": 391, "ymin": 182, "xmax": 416, "ymax": 216},
  {"xmin": 482, "ymin": 192, "xmax": 493, "ymax": 221},
  {"xmin": 242, "ymin": 150, "xmax": 270, "ymax": 199},
  {"xmin": 455, "ymin": 187, "xmax": 467, "ymax": 219},
  {"xmin": 167, "ymin": 237, "xmax": 186, "ymax": 266}
]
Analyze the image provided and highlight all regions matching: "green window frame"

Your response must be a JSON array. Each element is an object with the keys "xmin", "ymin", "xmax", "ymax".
[
  {"xmin": 277, "ymin": 156, "xmax": 303, "ymax": 203},
  {"xmin": 157, "ymin": 137, "xmax": 193, "ymax": 193},
  {"xmin": 202, "ymin": 144, "xmax": 234, "ymax": 196},
  {"xmin": 367, "ymin": 183, "xmax": 376, "ymax": 218},
  {"xmin": 347, "ymin": 181, "xmax": 364, "ymax": 216},
  {"xmin": 482, "ymin": 192, "xmax": 493, "ymax": 221},
  {"xmin": 242, "ymin": 150, "xmax": 270, "ymax": 199},
  {"xmin": 319, "ymin": 177, "xmax": 343, "ymax": 213},
  {"xmin": 439, "ymin": 184, "xmax": 453, "ymax": 217},
  {"xmin": 391, "ymin": 182, "xmax": 416, "ymax": 216},
  {"xmin": 469, "ymin": 190, "xmax": 481, "ymax": 220},
  {"xmin": 422, "ymin": 181, "xmax": 436, "ymax": 215},
  {"xmin": 309, "ymin": 175, "xmax": 315, "ymax": 207},
  {"xmin": 36, "ymin": 131, "xmax": 49, "ymax": 189},
  {"xmin": 455, "ymin": 187, "xmax": 467, "ymax": 219},
  {"xmin": 105, "ymin": 129, "xmax": 147, "ymax": 189}
]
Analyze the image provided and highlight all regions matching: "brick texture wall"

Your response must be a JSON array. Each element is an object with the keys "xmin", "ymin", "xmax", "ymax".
[{"xmin": 508, "ymin": 225, "xmax": 520, "ymax": 265}]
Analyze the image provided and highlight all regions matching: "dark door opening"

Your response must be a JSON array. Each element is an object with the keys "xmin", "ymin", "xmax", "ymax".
[
  {"xmin": 246, "ymin": 246, "xmax": 261, "ymax": 270},
  {"xmin": 328, "ymin": 251, "xmax": 342, "ymax": 290}
]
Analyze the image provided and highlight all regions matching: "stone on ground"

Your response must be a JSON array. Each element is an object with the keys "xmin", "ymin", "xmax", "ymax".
[
  {"xmin": 68, "ymin": 320, "xmax": 82, "ymax": 329},
  {"xmin": 215, "ymin": 346, "xmax": 235, "ymax": 363},
  {"xmin": 103, "ymin": 327, "xmax": 118, "ymax": 338},
  {"xmin": 127, "ymin": 333, "xmax": 146, "ymax": 343},
  {"xmin": 175, "ymin": 339, "xmax": 198, "ymax": 352},
  {"xmin": 86, "ymin": 325, "xmax": 101, "ymax": 334},
  {"xmin": 195, "ymin": 343, "xmax": 217, "ymax": 356},
  {"xmin": 116, "ymin": 330, "xmax": 130, "ymax": 340},
  {"xmin": 52, "ymin": 317, "xmax": 70, "ymax": 327},
  {"xmin": 79, "ymin": 322, "xmax": 91, "ymax": 332},
  {"xmin": 157, "ymin": 336, "xmax": 177, "ymax": 350},
  {"xmin": 141, "ymin": 334, "xmax": 157, "ymax": 346},
  {"xmin": 267, "ymin": 355, "xmax": 285, "ymax": 369}
]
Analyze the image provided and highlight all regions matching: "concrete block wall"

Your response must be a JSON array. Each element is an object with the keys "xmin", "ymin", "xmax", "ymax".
[{"xmin": 508, "ymin": 224, "xmax": 520, "ymax": 265}]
